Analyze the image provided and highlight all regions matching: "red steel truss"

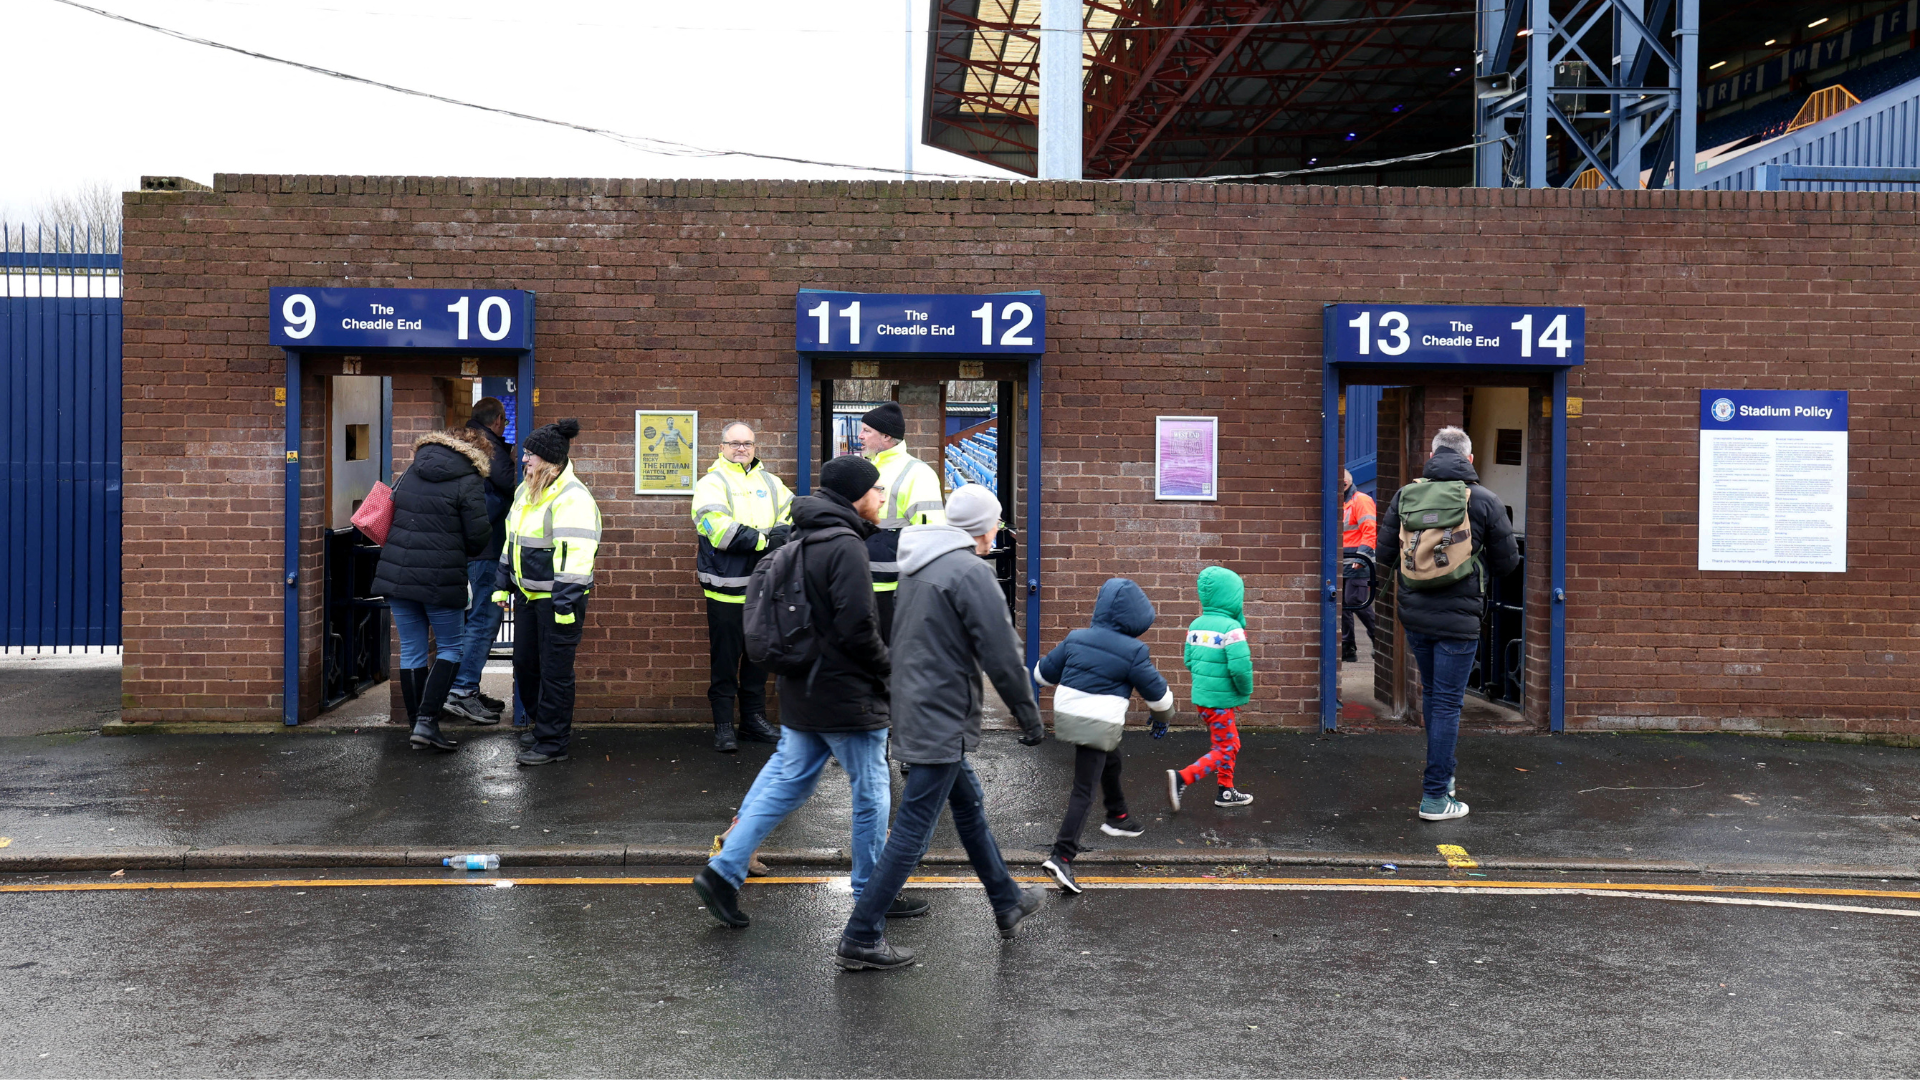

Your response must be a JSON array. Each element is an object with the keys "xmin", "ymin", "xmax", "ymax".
[{"xmin": 924, "ymin": 0, "xmax": 1476, "ymax": 179}]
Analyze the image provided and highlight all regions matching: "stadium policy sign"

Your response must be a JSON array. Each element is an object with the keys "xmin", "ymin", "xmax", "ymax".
[
  {"xmin": 795, "ymin": 290, "xmax": 1045, "ymax": 355},
  {"xmin": 269, "ymin": 287, "xmax": 535, "ymax": 351},
  {"xmin": 1698, "ymin": 390, "xmax": 1849, "ymax": 573},
  {"xmin": 1323, "ymin": 303, "xmax": 1585, "ymax": 366}
]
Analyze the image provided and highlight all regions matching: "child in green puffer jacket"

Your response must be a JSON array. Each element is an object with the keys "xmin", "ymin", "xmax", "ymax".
[{"xmin": 1167, "ymin": 565, "xmax": 1255, "ymax": 810}]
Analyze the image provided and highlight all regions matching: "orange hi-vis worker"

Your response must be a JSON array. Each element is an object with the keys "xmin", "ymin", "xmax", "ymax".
[{"xmin": 1341, "ymin": 485, "xmax": 1377, "ymax": 555}]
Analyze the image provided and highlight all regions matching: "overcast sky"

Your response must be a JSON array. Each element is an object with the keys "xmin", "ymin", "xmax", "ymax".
[{"xmin": 1, "ymin": 0, "xmax": 1018, "ymax": 222}]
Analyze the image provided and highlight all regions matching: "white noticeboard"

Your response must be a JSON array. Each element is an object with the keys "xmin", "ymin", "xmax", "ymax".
[{"xmin": 1698, "ymin": 390, "xmax": 1848, "ymax": 573}]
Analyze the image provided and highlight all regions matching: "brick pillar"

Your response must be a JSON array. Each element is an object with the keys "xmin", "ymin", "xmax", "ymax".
[{"xmin": 897, "ymin": 382, "xmax": 946, "ymax": 495}]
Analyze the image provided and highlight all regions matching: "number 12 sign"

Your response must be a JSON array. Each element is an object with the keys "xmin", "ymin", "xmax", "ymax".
[
  {"xmin": 269, "ymin": 287, "xmax": 535, "ymax": 351},
  {"xmin": 1324, "ymin": 303, "xmax": 1584, "ymax": 367},
  {"xmin": 795, "ymin": 291, "xmax": 1045, "ymax": 355}
]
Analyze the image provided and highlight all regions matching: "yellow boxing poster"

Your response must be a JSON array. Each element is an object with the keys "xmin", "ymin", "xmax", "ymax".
[{"xmin": 634, "ymin": 410, "xmax": 697, "ymax": 494}]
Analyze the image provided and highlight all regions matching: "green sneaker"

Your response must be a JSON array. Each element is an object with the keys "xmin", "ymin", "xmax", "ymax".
[{"xmin": 1418, "ymin": 795, "xmax": 1469, "ymax": 821}]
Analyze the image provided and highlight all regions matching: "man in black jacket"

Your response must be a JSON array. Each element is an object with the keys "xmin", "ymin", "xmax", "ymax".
[
  {"xmin": 445, "ymin": 398, "xmax": 517, "ymax": 724},
  {"xmin": 692, "ymin": 455, "xmax": 926, "ymax": 929},
  {"xmin": 1377, "ymin": 425, "xmax": 1521, "ymax": 823}
]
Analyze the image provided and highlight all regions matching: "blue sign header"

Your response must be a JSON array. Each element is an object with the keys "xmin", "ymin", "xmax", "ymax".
[
  {"xmin": 795, "ymin": 291, "xmax": 1044, "ymax": 355},
  {"xmin": 1701, "ymin": 389, "xmax": 1848, "ymax": 431},
  {"xmin": 1324, "ymin": 303, "xmax": 1585, "ymax": 367},
  {"xmin": 269, "ymin": 287, "xmax": 534, "ymax": 351}
]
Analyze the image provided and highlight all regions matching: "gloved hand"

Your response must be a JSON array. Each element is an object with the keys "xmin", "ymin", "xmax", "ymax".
[
  {"xmin": 766, "ymin": 524, "xmax": 792, "ymax": 550},
  {"xmin": 1150, "ymin": 718, "xmax": 1169, "ymax": 739},
  {"xmin": 1018, "ymin": 728, "xmax": 1046, "ymax": 747}
]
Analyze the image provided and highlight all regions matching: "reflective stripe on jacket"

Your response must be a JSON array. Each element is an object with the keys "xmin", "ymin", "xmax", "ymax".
[
  {"xmin": 1341, "ymin": 489, "xmax": 1377, "ymax": 553},
  {"xmin": 864, "ymin": 442, "xmax": 946, "ymax": 592},
  {"xmin": 692, "ymin": 455, "xmax": 793, "ymax": 603},
  {"xmin": 497, "ymin": 462, "xmax": 601, "ymax": 618}
]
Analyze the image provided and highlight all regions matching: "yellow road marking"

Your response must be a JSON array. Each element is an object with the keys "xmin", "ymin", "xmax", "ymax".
[
  {"xmin": 0, "ymin": 874, "xmax": 1917, "ymax": 904},
  {"xmin": 1436, "ymin": 844, "xmax": 1477, "ymax": 869}
]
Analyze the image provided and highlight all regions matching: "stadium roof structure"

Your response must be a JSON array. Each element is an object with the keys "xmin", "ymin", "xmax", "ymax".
[{"xmin": 924, "ymin": 0, "xmax": 1873, "ymax": 183}]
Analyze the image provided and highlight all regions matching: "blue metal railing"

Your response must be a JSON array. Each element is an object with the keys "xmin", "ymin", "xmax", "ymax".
[{"xmin": 1, "ymin": 223, "xmax": 122, "ymax": 650}]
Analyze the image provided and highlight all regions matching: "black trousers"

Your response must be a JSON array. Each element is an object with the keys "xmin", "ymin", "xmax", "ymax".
[
  {"xmin": 705, "ymin": 598, "xmax": 768, "ymax": 723},
  {"xmin": 1341, "ymin": 576, "xmax": 1376, "ymax": 653},
  {"xmin": 1051, "ymin": 744, "xmax": 1129, "ymax": 862},
  {"xmin": 517, "ymin": 596, "xmax": 586, "ymax": 755},
  {"xmin": 874, "ymin": 590, "xmax": 895, "ymax": 646}
]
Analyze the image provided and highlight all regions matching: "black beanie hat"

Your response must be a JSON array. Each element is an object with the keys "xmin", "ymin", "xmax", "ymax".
[
  {"xmin": 820, "ymin": 454, "xmax": 881, "ymax": 502},
  {"xmin": 861, "ymin": 401, "xmax": 905, "ymax": 440},
  {"xmin": 525, "ymin": 418, "xmax": 580, "ymax": 466}
]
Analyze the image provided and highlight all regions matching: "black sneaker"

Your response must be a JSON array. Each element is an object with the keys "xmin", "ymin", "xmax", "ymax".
[
  {"xmin": 994, "ymin": 884, "xmax": 1047, "ymax": 939},
  {"xmin": 1040, "ymin": 857, "xmax": 1082, "ymax": 895},
  {"xmin": 692, "ymin": 866, "xmax": 749, "ymax": 928},
  {"xmin": 1099, "ymin": 814, "xmax": 1145, "ymax": 838},
  {"xmin": 476, "ymin": 690, "xmax": 506, "ymax": 713},
  {"xmin": 1166, "ymin": 769, "xmax": 1187, "ymax": 812},
  {"xmin": 515, "ymin": 748, "xmax": 568, "ymax": 766},
  {"xmin": 1214, "ymin": 787, "xmax": 1254, "ymax": 808},
  {"xmin": 443, "ymin": 690, "xmax": 501, "ymax": 725},
  {"xmin": 885, "ymin": 894, "xmax": 930, "ymax": 919},
  {"xmin": 836, "ymin": 935, "xmax": 914, "ymax": 970}
]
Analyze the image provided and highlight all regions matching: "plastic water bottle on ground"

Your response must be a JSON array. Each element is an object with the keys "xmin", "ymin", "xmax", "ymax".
[{"xmin": 444, "ymin": 854, "xmax": 500, "ymax": 870}]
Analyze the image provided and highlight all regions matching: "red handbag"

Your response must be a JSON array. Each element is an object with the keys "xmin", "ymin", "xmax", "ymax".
[{"xmin": 351, "ymin": 479, "xmax": 397, "ymax": 545}]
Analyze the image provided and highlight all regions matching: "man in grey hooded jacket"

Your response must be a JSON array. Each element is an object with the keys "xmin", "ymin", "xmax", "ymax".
[{"xmin": 835, "ymin": 484, "xmax": 1048, "ymax": 971}]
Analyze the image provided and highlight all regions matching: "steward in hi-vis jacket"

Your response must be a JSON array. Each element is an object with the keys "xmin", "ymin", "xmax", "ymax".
[
  {"xmin": 691, "ymin": 422, "xmax": 793, "ymax": 752},
  {"xmin": 492, "ymin": 419, "xmax": 600, "ymax": 767},
  {"xmin": 856, "ymin": 402, "xmax": 947, "ymax": 642}
]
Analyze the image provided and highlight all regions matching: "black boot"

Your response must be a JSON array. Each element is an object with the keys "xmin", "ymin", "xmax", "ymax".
[
  {"xmin": 399, "ymin": 667, "xmax": 426, "ymax": 726},
  {"xmin": 711, "ymin": 702, "xmax": 738, "ymax": 753},
  {"xmin": 692, "ymin": 866, "xmax": 749, "ymax": 928},
  {"xmin": 409, "ymin": 660, "xmax": 460, "ymax": 751},
  {"xmin": 835, "ymin": 935, "xmax": 915, "ymax": 971},
  {"xmin": 737, "ymin": 713, "xmax": 779, "ymax": 745}
]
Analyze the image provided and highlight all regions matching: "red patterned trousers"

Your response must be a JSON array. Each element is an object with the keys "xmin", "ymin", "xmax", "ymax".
[{"xmin": 1179, "ymin": 706, "xmax": 1240, "ymax": 789}]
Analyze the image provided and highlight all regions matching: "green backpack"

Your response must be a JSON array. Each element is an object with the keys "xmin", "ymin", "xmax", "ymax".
[{"xmin": 1396, "ymin": 478, "xmax": 1478, "ymax": 590}]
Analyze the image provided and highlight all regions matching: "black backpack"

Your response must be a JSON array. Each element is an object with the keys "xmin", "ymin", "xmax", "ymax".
[{"xmin": 744, "ymin": 526, "xmax": 855, "ymax": 675}]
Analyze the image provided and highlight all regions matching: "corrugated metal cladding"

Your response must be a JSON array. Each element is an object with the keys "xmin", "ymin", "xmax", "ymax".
[
  {"xmin": 1344, "ymin": 384, "xmax": 1379, "ymax": 492},
  {"xmin": 1, "ymin": 228, "xmax": 123, "ymax": 650},
  {"xmin": 1700, "ymin": 74, "xmax": 1920, "ymax": 190}
]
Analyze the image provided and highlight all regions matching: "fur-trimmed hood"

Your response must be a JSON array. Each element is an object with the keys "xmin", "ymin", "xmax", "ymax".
[{"xmin": 412, "ymin": 429, "xmax": 491, "ymax": 479}]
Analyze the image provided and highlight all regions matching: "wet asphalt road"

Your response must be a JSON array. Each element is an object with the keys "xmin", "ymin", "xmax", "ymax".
[
  {"xmin": 3, "ymin": 865, "xmax": 1919, "ymax": 1077},
  {"xmin": 5, "ymin": 728, "xmax": 1920, "ymax": 872}
]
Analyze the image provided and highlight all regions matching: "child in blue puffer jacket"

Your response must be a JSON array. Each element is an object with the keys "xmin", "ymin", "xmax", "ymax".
[{"xmin": 1032, "ymin": 577, "xmax": 1176, "ymax": 895}]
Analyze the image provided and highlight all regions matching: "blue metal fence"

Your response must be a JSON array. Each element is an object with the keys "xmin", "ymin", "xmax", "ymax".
[{"xmin": 1, "ymin": 224, "xmax": 122, "ymax": 650}]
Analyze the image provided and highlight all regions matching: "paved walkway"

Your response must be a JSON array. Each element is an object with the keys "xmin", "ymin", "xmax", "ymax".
[{"xmin": 3, "ymin": 724, "xmax": 1917, "ymax": 876}]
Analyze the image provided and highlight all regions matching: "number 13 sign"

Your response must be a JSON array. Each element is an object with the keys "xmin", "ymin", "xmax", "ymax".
[
  {"xmin": 1324, "ymin": 303, "xmax": 1584, "ymax": 367},
  {"xmin": 795, "ymin": 291, "xmax": 1045, "ymax": 355}
]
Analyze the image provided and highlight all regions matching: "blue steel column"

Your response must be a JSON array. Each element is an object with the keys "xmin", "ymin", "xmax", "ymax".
[
  {"xmin": 1024, "ymin": 356, "xmax": 1041, "ymax": 672},
  {"xmin": 1319, "ymin": 360, "xmax": 1341, "ymax": 731},
  {"xmin": 1674, "ymin": 0, "xmax": 1699, "ymax": 189},
  {"xmin": 283, "ymin": 350, "xmax": 301, "ymax": 726},
  {"xmin": 1550, "ymin": 370, "xmax": 1568, "ymax": 732},
  {"xmin": 796, "ymin": 353, "xmax": 813, "ymax": 495},
  {"xmin": 1526, "ymin": 0, "xmax": 1550, "ymax": 186}
]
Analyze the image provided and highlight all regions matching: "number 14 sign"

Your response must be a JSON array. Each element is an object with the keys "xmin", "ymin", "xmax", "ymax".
[
  {"xmin": 1324, "ymin": 303, "xmax": 1584, "ymax": 367},
  {"xmin": 795, "ymin": 291, "xmax": 1045, "ymax": 355}
]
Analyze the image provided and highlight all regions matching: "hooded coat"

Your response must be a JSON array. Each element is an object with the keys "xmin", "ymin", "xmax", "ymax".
[
  {"xmin": 1182, "ymin": 566, "xmax": 1254, "ymax": 710},
  {"xmin": 1034, "ymin": 578, "xmax": 1175, "ymax": 750},
  {"xmin": 775, "ymin": 491, "xmax": 891, "ymax": 733},
  {"xmin": 1376, "ymin": 447, "xmax": 1522, "ymax": 641},
  {"xmin": 371, "ymin": 431, "xmax": 492, "ymax": 609},
  {"xmin": 887, "ymin": 524, "xmax": 1043, "ymax": 763},
  {"xmin": 465, "ymin": 419, "xmax": 517, "ymax": 561}
]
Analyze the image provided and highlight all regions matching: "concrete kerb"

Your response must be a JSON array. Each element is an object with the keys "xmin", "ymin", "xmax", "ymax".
[{"xmin": 2, "ymin": 846, "xmax": 1914, "ymax": 881}]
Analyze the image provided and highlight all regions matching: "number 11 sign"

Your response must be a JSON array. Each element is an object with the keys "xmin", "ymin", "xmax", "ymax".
[{"xmin": 795, "ymin": 291, "xmax": 1046, "ymax": 355}]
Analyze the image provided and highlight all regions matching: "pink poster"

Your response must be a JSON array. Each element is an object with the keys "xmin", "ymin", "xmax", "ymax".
[{"xmin": 1155, "ymin": 416, "xmax": 1218, "ymax": 501}]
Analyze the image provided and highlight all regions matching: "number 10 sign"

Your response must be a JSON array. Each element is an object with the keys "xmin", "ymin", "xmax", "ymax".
[
  {"xmin": 795, "ymin": 291, "xmax": 1045, "ymax": 355},
  {"xmin": 269, "ymin": 288, "xmax": 535, "ymax": 351}
]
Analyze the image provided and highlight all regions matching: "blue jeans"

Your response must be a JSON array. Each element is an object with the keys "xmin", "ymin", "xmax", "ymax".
[
  {"xmin": 1404, "ymin": 629, "xmax": 1479, "ymax": 800},
  {"xmin": 844, "ymin": 756, "xmax": 1022, "ymax": 944},
  {"xmin": 388, "ymin": 598, "xmax": 466, "ymax": 668},
  {"xmin": 709, "ymin": 727, "xmax": 891, "ymax": 897},
  {"xmin": 451, "ymin": 560, "xmax": 504, "ymax": 694}
]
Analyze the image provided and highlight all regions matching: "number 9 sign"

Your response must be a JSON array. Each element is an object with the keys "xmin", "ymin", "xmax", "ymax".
[{"xmin": 281, "ymin": 293, "xmax": 316, "ymax": 339}]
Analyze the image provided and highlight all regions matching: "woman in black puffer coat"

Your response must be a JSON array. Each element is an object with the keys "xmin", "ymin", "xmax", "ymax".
[{"xmin": 371, "ymin": 429, "xmax": 491, "ymax": 751}]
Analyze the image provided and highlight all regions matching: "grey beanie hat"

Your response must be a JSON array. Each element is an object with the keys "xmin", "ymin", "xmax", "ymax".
[{"xmin": 946, "ymin": 483, "xmax": 1001, "ymax": 537}]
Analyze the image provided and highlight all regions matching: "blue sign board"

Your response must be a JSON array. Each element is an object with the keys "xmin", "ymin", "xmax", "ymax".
[
  {"xmin": 1700, "ymin": 389, "xmax": 1847, "ymax": 431},
  {"xmin": 268, "ymin": 287, "xmax": 534, "ymax": 350},
  {"xmin": 795, "ymin": 290, "xmax": 1045, "ymax": 354},
  {"xmin": 1324, "ymin": 303, "xmax": 1585, "ymax": 366}
]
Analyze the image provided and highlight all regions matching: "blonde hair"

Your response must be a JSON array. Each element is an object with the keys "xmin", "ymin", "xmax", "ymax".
[{"xmin": 524, "ymin": 452, "xmax": 561, "ymax": 497}]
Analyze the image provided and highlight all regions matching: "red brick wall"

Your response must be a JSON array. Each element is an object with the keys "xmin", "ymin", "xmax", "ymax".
[{"xmin": 121, "ymin": 177, "xmax": 1920, "ymax": 734}]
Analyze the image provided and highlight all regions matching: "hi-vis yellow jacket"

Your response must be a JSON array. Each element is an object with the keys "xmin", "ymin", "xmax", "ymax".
[
  {"xmin": 865, "ymin": 442, "xmax": 946, "ymax": 592},
  {"xmin": 493, "ymin": 463, "xmax": 601, "ymax": 624},
  {"xmin": 692, "ymin": 455, "xmax": 793, "ymax": 603}
]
